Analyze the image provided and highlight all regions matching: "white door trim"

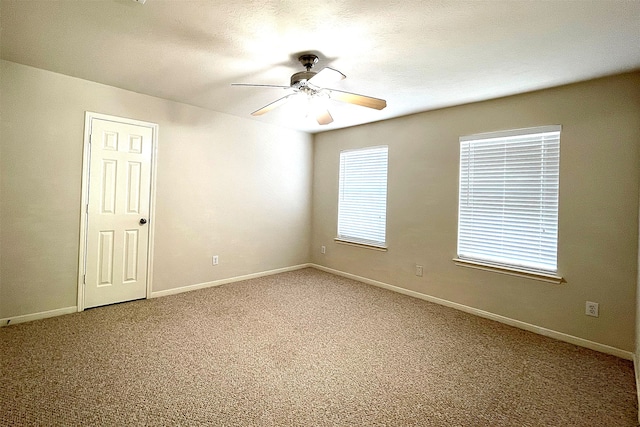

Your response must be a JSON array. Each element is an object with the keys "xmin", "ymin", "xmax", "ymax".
[{"xmin": 77, "ymin": 112, "xmax": 159, "ymax": 311}]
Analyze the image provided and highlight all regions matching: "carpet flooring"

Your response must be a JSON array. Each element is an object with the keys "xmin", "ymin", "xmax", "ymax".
[{"xmin": 1, "ymin": 268, "xmax": 637, "ymax": 426}]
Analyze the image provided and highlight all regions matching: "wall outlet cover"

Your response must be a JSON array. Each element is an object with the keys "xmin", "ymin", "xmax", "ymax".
[{"xmin": 585, "ymin": 301, "xmax": 599, "ymax": 317}]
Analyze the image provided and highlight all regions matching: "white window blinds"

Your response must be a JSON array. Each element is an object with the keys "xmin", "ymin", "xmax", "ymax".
[
  {"xmin": 337, "ymin": 146, "xmax": 389, "ymax": 247},
  {"xmin": 457, "ymin": 126, "xmax": 561, "ymax": 273}
]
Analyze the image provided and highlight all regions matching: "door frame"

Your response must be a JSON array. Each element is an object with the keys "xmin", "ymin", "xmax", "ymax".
[{"xmin": 77, "ymin": 112, "xmax": 159, "ymax": 311}]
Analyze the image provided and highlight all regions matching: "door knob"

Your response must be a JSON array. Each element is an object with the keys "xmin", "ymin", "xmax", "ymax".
[{"xmin": 139, "ymin": 218, "xmax": 147, "ymax": 225}]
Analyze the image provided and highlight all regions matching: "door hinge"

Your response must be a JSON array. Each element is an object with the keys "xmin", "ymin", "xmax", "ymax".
[{"xmin": 83, "ymin": 274, "xmax": 86, "ymax": 285}]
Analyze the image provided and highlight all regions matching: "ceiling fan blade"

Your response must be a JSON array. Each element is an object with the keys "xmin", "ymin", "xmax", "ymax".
[
  {"xmin": 328, "ymin": 89, "xmax": 387, "ymax": 110},
  {"xmin": 251, "ymin": 95, "xmax": 291, "ymax": 116},
  {"xmin": 308, "ymin": 67, "xmax": 346, "ymax": 87},
  {"xmin": 315, "ymin": 109, "xmax": 334, "ymax": 125},
  {"xmin": 231, "ymin": 83, "xmax": 291, "ymax": 89}
]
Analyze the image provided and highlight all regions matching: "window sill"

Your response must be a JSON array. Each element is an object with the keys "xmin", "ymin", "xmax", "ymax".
[
  {"xmin": 334, "ymin": 238, "xmax": 388, "ymax": 252},
  {"xmin": 453, "ymin": 258, "xmax": 564, "ymax": 284}
]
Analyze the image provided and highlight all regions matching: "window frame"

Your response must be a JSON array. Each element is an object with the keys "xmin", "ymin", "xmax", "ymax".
[
  {"xmin": 336, "ymin": 145, "xmax": 389, "ymax": 250},
  {"xmin": 455, "ymin": 125, "xmax": 563, "ymax": 284}
]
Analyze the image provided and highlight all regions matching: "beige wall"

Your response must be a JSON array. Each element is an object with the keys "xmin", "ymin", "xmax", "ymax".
[
  {"xmin": 0, "ymin": 60, "xmax": 312, "ymax": 318},
  {"xmin": 2, "ymin": 59, "xmax": 639, "ymax": 355},
  {"xmin": 312, "ymin": 73, "xmax": 640, "ymax": 352}
]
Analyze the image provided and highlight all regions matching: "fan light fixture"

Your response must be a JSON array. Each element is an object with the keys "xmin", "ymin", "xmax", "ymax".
[{"xmin": 232, "ymin": 54, "xmax": 386, "ymax": 125}]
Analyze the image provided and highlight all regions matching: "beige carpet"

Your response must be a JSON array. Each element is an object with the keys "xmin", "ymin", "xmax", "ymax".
[{"xmin": 1, "ymin": 268, "xmax": 637, "ymax": 426}]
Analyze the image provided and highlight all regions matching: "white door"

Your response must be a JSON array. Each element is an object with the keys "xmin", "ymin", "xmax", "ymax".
[{"xmin": 83, "ymin": 118, "xmax": 154, "ymax": 309}]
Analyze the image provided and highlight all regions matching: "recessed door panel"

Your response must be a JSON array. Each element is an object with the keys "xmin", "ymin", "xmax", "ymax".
[
  {"xmin": 123, "ymin": 229, "xmax": 138, "ymax": 283},
  {"xmin": 128, "ymin": 135, "xmax": 142, "ymax": 154},
  {"xmin": 84, "ymin": 117, "xmax": 154, "ymax": 309},
  {"xmin": 126, "ymin": 161, "xmax": 141, "ymax": 214},
  {"xmin": 98, "ymin": 231, "xmax": 114, "ymax": 286},
  {"xmin": 101, "ymin": 160, "xmax": 117, "ymax": 214},
  {"xmin": 103, "ymin": 131, "xmax": 118, "ymax": 151}
]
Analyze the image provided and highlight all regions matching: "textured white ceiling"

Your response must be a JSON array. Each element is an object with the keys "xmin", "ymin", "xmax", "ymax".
[{"xmin": 2, "ymin": 0, "xmax": 639, "ymax": 133}]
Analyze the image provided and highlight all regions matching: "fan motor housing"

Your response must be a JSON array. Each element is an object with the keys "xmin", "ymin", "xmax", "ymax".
[{"xmin": 291, "ymin": 71, "xmax": 317, "ymax": 87}]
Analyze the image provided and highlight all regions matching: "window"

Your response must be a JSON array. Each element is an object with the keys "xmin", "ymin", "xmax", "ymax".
[
  {"xmin": 457, "ymin": 126, "xmax": 561, "ymax": 276},
  {"xmin": 337, "ymin": 146, "xmax": 389, "ymax": 249}
]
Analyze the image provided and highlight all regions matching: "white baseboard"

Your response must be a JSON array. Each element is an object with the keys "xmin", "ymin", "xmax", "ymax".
[
  {"xmin": 150, "ymin": 263, "xmax": 312, "ymax": 299},
  {"xmin": 1, "ymin": 264, "xmax": 312, "ymax": 326},
  {"xmin": 311, "ymin": 264, "xmax": 634, "ymax": 361},
  {"xmin": 0, "ymin": 306, "xmax": 78, "ymax": 327},
  {"xmin": 3, "ymin": 265, "xmax": 633, "ymax": 362}
]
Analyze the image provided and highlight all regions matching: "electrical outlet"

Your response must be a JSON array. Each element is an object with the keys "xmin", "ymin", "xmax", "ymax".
[
  {"xmin": 416, "ymin": 265, "xmax": 423, "ymax": 277},
  {"xmin": 585, "ymin": 301, "xmax": 599, "ymax": 317},
  {"xmin": 321, "ymin": 245, "xmax": 326, "ymax": 254},
  {"xmin": 212, "ymin": 256, "xmax": 219, "ymax": 266}
]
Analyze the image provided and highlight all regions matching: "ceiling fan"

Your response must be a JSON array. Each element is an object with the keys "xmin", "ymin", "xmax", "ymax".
[{"xmin": 232, "ymin": 54, "xmax": 387, "ymax": 125}]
